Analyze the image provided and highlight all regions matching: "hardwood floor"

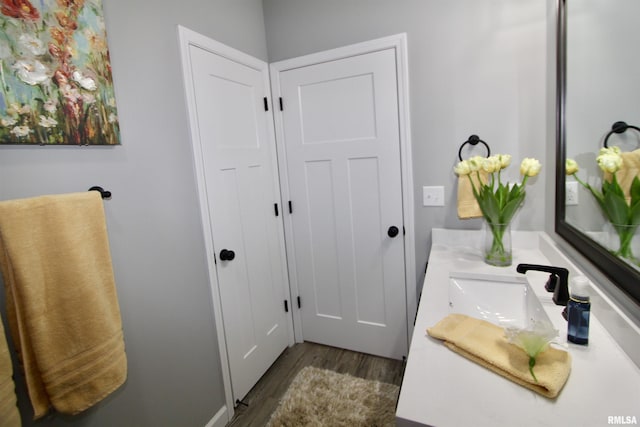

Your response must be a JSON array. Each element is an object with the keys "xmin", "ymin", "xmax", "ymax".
[{"xmin": 228, "ymin": 342, "xmax": 406, "ymax": 427}]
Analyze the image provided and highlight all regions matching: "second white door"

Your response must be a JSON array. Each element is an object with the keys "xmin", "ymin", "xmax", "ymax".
[
  {"xmin": 187, "ymin": 43, "xmax": 289, "ymax": 403},
  {"xmin": 272, "ymin": 47, "xmax": 408, "ymax": 359}
]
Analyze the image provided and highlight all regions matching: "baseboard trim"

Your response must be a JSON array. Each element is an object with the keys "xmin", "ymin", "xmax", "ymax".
[{"xmin": 204, "ymin": 405, "xmax": 228, "ymax": 427}]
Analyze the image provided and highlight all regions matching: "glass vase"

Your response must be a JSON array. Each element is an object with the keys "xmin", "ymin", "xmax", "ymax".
[
  {"xmin": 483, "ymin": 220, "xmax": 512, "ymax": 267},
  {"xmin": 608, "ymin": 222, "xmax": 640, "ymax": 267}
]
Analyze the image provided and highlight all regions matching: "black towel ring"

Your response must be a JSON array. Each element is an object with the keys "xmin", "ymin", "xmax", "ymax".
[
  {"xmin": 458, "ymin": 135, "xmax": 491, "ymax": 161},
  {"xmin": 88, "ymin": 186, "xmax": 112, "ymax": 199},
  {"xmin": 603, "ymin": 121, "xmax": 640, "ymax": 148}
]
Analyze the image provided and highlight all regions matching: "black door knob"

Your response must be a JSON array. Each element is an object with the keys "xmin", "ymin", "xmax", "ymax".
[
  {"xmin": 219, "ymin": 249, "xmax": 235, "ymax": 261},
  {"xmin": 387, "ymin": 226, "xmax": 399, "ymax": 238}
]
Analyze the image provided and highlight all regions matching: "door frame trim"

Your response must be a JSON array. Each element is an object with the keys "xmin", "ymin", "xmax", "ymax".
[
  {"xmin": 177, "ymin": 25, "xmax": 294, "ymax": 421},
  {"xmin": 269, "ymin": 33, "xmax": 417, "ymax": 346}
]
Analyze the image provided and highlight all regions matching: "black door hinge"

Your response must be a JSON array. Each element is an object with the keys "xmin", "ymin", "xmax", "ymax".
[
  {"xmin": 263, "ymin": 97, "xmax": 269, "ymax": 111},
  {"xmin": 279, "ymin": 97, "xmax": 283, "ymax": 111},
  {"xmin": 274, "ymin": 203, "xmax": 279, "ymax": 217},
  {"xmin": 288, "ymin": 201, "xmax": 293, "ymax": 214},
  {"xmin": 297, "ymin": 296, "xmax": 301, "ymax": 309},
  {"xmin": 284, "ymin": 300, "xmax": 289, "ymax": 313}
]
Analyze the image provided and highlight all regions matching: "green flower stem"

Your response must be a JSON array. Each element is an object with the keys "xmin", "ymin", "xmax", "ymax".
[
  {"xmin": 572, "ymin": 174, "xmax": 593, "ymax": 197},
  {"xmin": 485, "ymin": 221, "xmax": 512, "ymax": 266},
  {"xmin": 0, "ymin": 60, "xmax": 9, "ymax": 101},
  {"xmin": 612, "ymin": 224, "xmax": 638, "ymax": 261},
  {"xmin": 489, "ymin": 223, "xmax": 506, "ymax": 253},
  {"xmin": 570, "ymin": 174, "xmax": 639, "ymax": 265},
  {"xmin": 529, "ymin": 356, "xmax": 538, "ymax": 383}
]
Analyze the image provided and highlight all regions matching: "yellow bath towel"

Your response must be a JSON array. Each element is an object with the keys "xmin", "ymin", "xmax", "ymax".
[
  {"xmin": 427, "ymin": 314, "xmax": 571, "ymax": 399},
  {"xmin": 604, "ymin": 148, "xmax": 640, "ymax": 204},
  {"xmin": 0, "ymin": 317, "xmax": 21, "ymax": 427},
  {"xmin": 0, "ymin": 192, "xmax": 126, "ymax": 419},
  {"xmin": 457, "ymin": 171, "xmax": 488, "ymax": 219}
]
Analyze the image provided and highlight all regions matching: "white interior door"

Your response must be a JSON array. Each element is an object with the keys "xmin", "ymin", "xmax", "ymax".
[
  {"xmin": 272, "ymin": 46, "xmax": 408, "ymax": 359},
  {"xmin": 186, "ymin": 42, "xmax": 289, "ymax": 403}
]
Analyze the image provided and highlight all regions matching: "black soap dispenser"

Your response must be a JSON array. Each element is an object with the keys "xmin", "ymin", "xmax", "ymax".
[{"xmin": 567, "ymin": 276, "xmax": 590, "ymax": 345}]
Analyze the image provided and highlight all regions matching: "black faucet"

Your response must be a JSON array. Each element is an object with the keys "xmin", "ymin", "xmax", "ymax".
[{"xmin": 516, "ymin": 264, "xmax": 570, "ymax": 306}]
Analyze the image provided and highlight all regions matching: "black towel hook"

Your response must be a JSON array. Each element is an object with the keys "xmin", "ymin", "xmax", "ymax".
[
  {"xmin": 88, "ymin": 186, "xmax": 112, "ymax": 199},
  {"xmin": 603, "ymin": 121, "xmax": 640, "ymax": 148},
  {"xmin": 458, "ymin": 135, "xmax": 491, "ymax": 161}
]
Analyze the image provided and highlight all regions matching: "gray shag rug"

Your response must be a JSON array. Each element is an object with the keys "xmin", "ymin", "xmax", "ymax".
[{"xmin": 266, "ymin": 366, "xmax": 399, "ymax": 427}]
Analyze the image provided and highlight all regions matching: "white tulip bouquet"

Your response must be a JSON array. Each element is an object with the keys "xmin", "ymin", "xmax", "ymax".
[
  {"xmin": 455, "ymin": 155, "xmax": 542, "ymax": 266},
  {"xmin": 566, "ymin": 146, "xmax": 640, "ymax": 265}
]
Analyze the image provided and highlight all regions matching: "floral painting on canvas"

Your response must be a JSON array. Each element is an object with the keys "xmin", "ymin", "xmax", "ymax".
[{"xmin": 0, "ymin": 0, "xmax": 120, "ymax": 145}]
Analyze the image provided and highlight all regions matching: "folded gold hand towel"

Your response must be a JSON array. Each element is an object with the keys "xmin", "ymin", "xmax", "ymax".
[
  {"xmin": 0, "ymin": 317, "xmax": 21, "ymax": 427},
  {"xmin": 427, "ymin": 314, "xmax": 571, "ymax": 399},
  {"xmin": 0, "ymin": 192, "xmax": 126, "ymax": 419},
  {"xmin": 457, "ymin": 171, "xmax": 488, "ymax": 219},
  {"xmin": 604, "ymin": 148, "xmax": 640, "ymax": 204}
]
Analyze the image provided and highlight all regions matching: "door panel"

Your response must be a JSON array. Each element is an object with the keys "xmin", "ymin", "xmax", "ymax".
[
  {"xmin": 348, "ymin": 156, "xmax": 386, "ymax": 326},
  {"xmin": 299, "ymin": 73, "xmax": 377, "ymax": 143},
  {"xmin": 304, "ymin": 160, "xmax": 342, "ymax": 318},
  {"xmin": 275, "ymin": 48, "xmax": 407, "ymax": 359},
  {"xmin": 188, "ymin": 45, "xmax": 288, "ymax": 402}
]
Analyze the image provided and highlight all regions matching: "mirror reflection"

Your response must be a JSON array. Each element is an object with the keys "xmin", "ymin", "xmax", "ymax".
[{"xmin": 563, "ymin": 0, "xmax": 640, "ymax": 272}]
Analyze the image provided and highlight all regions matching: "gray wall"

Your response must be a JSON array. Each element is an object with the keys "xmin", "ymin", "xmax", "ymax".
[
  {"xmin": 263, "ymin": 0, "xmax": 548, "ymax": 289},
  {"xmin": 0, "ymin": 0, "xmax": 268, "ymax": 425},
  {"xmin": 564, "ymin": 0, "xmax": 640, "ymax": 232},
  {"xmin": 544, "ymin": 0, "xmax": 558, "ymax": 239}
]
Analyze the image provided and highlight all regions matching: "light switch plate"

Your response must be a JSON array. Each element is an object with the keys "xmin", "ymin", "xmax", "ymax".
[
  {"xmin": 566, "ymin": 181, "xmax": 578, "ymax": 205},
  {"xmin": 423, "ymin": 186, "xmax": 445, "ymax": 206}
]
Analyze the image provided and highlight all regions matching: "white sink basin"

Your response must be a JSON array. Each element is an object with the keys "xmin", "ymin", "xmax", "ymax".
[{"xmin": 448, "ymin": 271, "xmax": 551, "ymax": 329}]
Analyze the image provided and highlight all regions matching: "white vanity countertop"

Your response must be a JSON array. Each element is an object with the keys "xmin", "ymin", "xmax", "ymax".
[{"xmin": 396, "ymin": 229, "xmax": 640, "ymax": 427}]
